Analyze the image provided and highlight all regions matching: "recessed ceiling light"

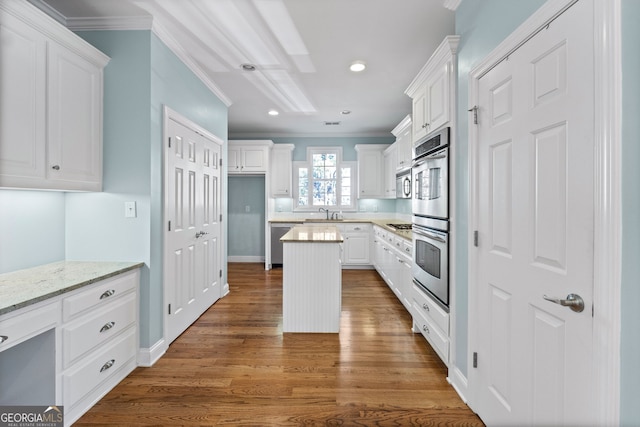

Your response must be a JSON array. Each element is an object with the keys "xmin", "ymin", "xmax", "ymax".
[
  {"xmin": 240, "ymin": 63, "xmax": 257, "ymax": 71},
  {"xmin": 341, "ymin": 110, "xmax": 351, "ymax": 115},
  {"xmin": 268, "ymin": 109, "xmax": 279, "ymax": 116},
  {"xmin": 349, "ymin": 61, "xmax": 366, "ymax": 72}
]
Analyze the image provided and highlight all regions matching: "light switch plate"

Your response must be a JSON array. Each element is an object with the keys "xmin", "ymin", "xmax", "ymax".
[{"xmin": 125, "ymin": 201, "xmax": 137, "ymax": 218}]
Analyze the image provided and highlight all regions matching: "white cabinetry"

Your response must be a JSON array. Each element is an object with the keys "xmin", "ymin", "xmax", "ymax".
[
  {"xmin": 412, "ymin": 284, "xmax": 449, "ymax": 364},
  {"xmin": 0, "ymin": 1, "xmax": 109, "ymax": 191},
  {"xmin": 383, "ymin": 144, "xmax": 397, "ymax": 198},
  {"xmin": 355, "ymin": 144, "xmax": 389, "ymax": 198},
  {"xmin": 405, "ymin": 36, "xmax": 459, "ymax": 144},
  {"xmin": 270, "ymin": 144, "xmax": 294, "ymax": 197},
  {"xmin": 372, "ymin": 225, "xmax": 412, "ymax": 313},
  {"xmin": 228, "ymin": 140, "xmax": 272, "ymax": 174},
  {"xmin": 391, "ymin": 115, "xmax": 413, "ymax": 171},
  {"xmin": 61, "ymin": 271, "xmax": 138, "ymax": 425},
  {"xmin": 340, "ymin": 223, "xmax": 371, "ymax": 266}
]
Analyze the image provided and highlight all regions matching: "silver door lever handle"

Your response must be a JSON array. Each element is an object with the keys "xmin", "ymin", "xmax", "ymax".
[{"xmin": 543, "ymin": 293, "xmax": 585, "ymax": 313}]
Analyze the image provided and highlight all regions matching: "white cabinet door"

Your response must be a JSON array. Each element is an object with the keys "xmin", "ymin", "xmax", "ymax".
[
  {"xmin": 270, "ymin": 144, "xmax": 293, "ymax": 197},
  {"xmin": 47, "ymin": 41, "xmax": 102, "ymax": 190},
  {"xmin": 412, "ymin": 87, "xmax": 429, "ymax": 142},
  {"xmin": 0, "ymin": 11, "xmax": 46, "ymax": 184},
  {"xmin": 355, "ymin": 144, "xmax": 387, "ymax": 198},
  {"xmin": 228, "ymin": 141, "xmax": 272, "ymax": 174},
  {"xmin": 383, "ymin": 144, "xmax": 396, "ymax": 199},
  {"xmin": 227, "ymin": 147, "xmax": 241, "ymax": 172},
  {"xmin": 241, "ymin": 146, "xmax": 267, "ymax": 173},
  {"xmin": 395, "ymin": 119, "xmax": 413, "ymax": 171},
  {"xmin": 425, "ymin": 62, "xmax": 450, "ymax": 133}
]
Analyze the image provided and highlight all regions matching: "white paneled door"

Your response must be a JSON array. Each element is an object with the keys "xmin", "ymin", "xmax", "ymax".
[
  {"xmin": 473, "ymin": 0, "xmax": 594, "ymax": 425},
  {"xmin": 165, "ymin": 111, "xmax": 222, "ymax": 345}
]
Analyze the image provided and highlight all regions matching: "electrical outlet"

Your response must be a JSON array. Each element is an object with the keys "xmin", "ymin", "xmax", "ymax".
[
  {"xmin": 245, "ymin": 205, "xmax": 250, "ymax": 213},
  {"xmin": 125, "ymin": 201, "xmax": 137, "ymax": 218}
]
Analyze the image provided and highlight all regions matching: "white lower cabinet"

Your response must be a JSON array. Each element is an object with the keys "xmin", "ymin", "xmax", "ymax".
[
  {"xmin": 0, "ymin": 267, "xmax": 139, "ymax": 426},
  {"xmin": 61, "ymin": 270, "xmax": 139, "ymax": 425},
  {"xmin": 340, "ymin": 223, "xmax": 371, "ymax": 266},
  {"xmin": 372, "ymin": 225, "xmax": 412, "ymax": 314},
  {"xmin": 412, "ymin": 282, "xmax": 449, "ymax": 364}
]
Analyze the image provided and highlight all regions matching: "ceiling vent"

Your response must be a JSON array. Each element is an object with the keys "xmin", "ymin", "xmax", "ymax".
[{"xmin": 324, "ymin": 121, "xmax": 341, "ymax": 126}]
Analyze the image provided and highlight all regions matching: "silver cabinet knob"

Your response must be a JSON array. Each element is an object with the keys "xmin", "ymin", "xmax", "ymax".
[
  {"xmin": 100, "ymin": 359, "xmax": 115, "ymax": 373},
  {"xmin": 51, "ymin": 165, "xmax": 60, "ymax": 170},
  {"xmin": 99, "ymin": 289, "xmax": 116, "ymax": 300}
]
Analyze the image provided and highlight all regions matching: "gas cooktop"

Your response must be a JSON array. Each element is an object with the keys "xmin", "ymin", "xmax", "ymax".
[{"xmin": 386, "ymin": 223, "xmax": 413, "ymax": 231}]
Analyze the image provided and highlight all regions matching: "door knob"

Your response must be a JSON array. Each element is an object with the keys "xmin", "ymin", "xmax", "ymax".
[{"xmin": 543, "ymin": 293, "xmax": 585, "ymax": 313}]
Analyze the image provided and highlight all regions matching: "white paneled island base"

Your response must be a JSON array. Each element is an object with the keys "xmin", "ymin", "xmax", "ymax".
[{"xmin": 281, "ymin": 226, "xmax": 343, "ymax": 333}]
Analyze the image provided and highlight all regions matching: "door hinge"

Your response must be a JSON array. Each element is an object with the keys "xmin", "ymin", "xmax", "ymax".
[
  {"xmin": 168, "ymin": 220, "xmax": 172, "ymax": 232},
  {"xmin": 473, "ymin": 352, "xmax": 478, "ymax": 368},
  {"xmin": 168, "ymin": 137, "xmax": 172, "ymax": 148},
  {"xmin": 468, "ymin": 105, "xmax": 478, "ymax": 125},
  {"xmin": 219, "ymin": 214, "xmax": 222, "ymax": 222},
  {"xmin": 168, "ymin": 304, "xmax": 171, "ymax": 314},
  {"xmin": 473, "ymin": 230, "xmax": 479, "ymax": 247},
  {"xmin": 219, "ymin": 269, "xmax": 222, "ymax": 278},
  {"xmin": 219, "ymin": 157, "xmax": 223, "ymax": 167}
]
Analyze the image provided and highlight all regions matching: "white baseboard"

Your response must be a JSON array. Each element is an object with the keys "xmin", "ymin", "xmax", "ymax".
[
  {"xmin": 222, "ymin": 282, "xmax": 230, "ymax": 297},
  {"xmin": 228, "ymin": 256, "xmax": 264, "ymax": 262},
  {"xmin": 447, "ymin": 365, "xmax": 469, "ymax": 405},
  {"xmin": 137, "ymin": 338, "xmax": 167, "ymax": 367}
]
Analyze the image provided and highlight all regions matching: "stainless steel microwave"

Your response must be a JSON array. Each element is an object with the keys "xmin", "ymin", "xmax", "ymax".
[{"xmin": 396, "ymin": 170, "xmax": 411, "ymax": 199}]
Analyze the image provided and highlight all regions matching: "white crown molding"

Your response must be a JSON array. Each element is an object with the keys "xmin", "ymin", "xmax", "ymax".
[
  {"xmin": 66, "ymin": 15, "xmax": 153, "ymax": 31},
  {"xmin": 442, "ymin": 0, "xmax": 462, "ymax": 11},
  {"xmin": 27, "ymin": 0, "xmax": 67, "ymax": 26},
  {"xmin": 405, "ymin": 35, "xmax": 460, "ymax": 97},
  {"xmin": 229, "ymin": 131, "xmax": 394, "ymax": 139},
  {"xmin": 391, "ymin": 114, "xmax": 412, "ymax": 136},
  {"xmin": 151, "ymin": 21, "xmax": 233, "ymax": 107}
]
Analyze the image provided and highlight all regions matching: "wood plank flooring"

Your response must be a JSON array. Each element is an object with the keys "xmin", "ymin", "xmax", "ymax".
[{"xmin": 75, "ymin": 263, "xmax": 484, "ymax": 426}]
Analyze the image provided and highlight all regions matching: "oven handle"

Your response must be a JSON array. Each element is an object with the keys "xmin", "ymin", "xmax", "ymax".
[
  {"xmin": 412, "ymin": 154, "xmax": 447, "ymax": 168},
  {"xmin": 413, "ymin": 227, "xmax": 446, "ymax": 243}
]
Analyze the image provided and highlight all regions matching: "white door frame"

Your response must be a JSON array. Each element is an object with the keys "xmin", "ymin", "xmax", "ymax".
[
  {"xmin": 467, "ymin": 0, "xmax": 622, "ymax": 424},
  {"xmin": 162, "ymin": 105, "xmax": 225, "ymax": 347}
]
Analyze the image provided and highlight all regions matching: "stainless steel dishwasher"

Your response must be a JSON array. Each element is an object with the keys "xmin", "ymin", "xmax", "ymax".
[{"xmin": 270, "ymin": 223, "xmax": 295, "ymax": 267}]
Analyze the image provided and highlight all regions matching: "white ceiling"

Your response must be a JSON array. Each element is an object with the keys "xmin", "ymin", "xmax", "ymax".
[{"xmin": 31, "ymin": 0, "xmax": 456, "ymax": 139}]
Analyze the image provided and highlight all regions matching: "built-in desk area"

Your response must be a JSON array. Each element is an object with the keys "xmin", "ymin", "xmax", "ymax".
[{"xmin": 280, "ymin": 225, "xmax": 343, "ymax": 333}]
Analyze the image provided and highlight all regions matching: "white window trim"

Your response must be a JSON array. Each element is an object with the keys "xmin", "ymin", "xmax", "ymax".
[{"xmin": 292, "ymin": 147, "xmax": 357, "ymax": 212}]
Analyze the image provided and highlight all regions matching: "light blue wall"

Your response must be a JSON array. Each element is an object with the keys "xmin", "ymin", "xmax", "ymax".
[
  {"xmin": 0, "ymin": 191, "xmax": 65, "ymax": 273},
  {"xmin": 454, "ymin": 0, "xmax": 546, "ymax": 377},
  {"xmin": 68, "ymin": 30, "xmax": 228, "ymax": 348},
  {"xmin": 269, "ymin": 136, "xmax": 393, "ymax": 162},
  {"xmin": 228, "ymin": 176, "xmax": 265, "ymax": 257},
  {"xmin": 620, "ymin": 0, "xmax": 640, "ymax": 423}
]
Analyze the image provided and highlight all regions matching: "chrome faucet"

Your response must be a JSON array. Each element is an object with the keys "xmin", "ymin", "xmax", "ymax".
[{"xmin": 319, "ymin": 207, "xmax": 330, "ymax": 220}]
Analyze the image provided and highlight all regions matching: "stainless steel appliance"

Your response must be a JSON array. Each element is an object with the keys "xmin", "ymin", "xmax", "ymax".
[
  {"xmin": 411, "ymin": 127, "xmax": 451, "ymax": 311},
  {"xmin": 412, "ymin": 127, "xmax": 449, "ymax": 218},
  {"xmin": 396, "ymin": 170, "xmax": 411, "ymax": 199},
  {"xmin": 412, "ymin": 215, "xmax": 448, "ymax": 311}
]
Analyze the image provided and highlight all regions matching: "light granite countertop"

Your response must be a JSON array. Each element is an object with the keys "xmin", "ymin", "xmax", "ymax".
[
  {"xmin": 270, "ymin": 217, "xmax": 412, "ymax": 241},
  {"xmin": 280, "ymin": 225, "xmax": 343, "ymax": 243},
  {"xmin": 0, "ymin": 260, "xmax": 144, "ymax": 316}
]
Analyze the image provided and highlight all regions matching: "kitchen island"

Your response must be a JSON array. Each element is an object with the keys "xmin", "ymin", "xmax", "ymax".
[{"xmin": 281, "ymin": 225, "xmax": 343, "ymax": 333}]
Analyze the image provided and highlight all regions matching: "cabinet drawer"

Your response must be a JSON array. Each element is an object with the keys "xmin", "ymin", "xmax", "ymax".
[
  {"xmin": 401, "ymin": 240, "xmax": 412, "ymax": 257},
  {"xmin": 412, "ymin": 284, "xmax": 449, "ymax": 335},
  {"xmin": 63, "ymin": 328, "xmax": 136, "ymax": 408},
  {"xmin": 62, "ymin": 293, "xmax": 136, "ymax": 367},
  {"xmin": 0, "ymin": 301, "xmax": 59, "ymax": 352},
  {"xmin": 413, "ymin": 306, "xmax": 449, "ymax": 363},
  {"xmin": 343, "ymin": 223, "xmax": 370, "ymax": 233},
  {"xmin": 63, "ymin": 270, "xmax": 138, "ymax": 321}
]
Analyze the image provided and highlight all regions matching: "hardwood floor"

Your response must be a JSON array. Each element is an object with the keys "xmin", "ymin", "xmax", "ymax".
[{"xmin": 75, "ymin": 263, "xmax": 484, "ymax": 426}]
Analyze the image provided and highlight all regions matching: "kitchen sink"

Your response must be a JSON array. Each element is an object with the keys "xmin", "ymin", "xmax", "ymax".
[{"xmin": 304, "ymin": 218, "xmax": 344, "ymax": 222}]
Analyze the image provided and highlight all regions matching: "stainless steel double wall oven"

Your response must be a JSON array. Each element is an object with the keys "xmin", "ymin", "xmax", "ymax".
[{"xmin": 411, "ymin": 127, "xmax": 450, "ymax": 311}]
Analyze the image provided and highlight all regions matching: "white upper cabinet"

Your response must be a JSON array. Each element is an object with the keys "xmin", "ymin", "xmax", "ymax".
[
  {"xmin": 383, "ymin": 144, "xmax": 397, "ymax": 199},
  {"xmin": 270, "ymin": 144, "xmax": 294, "ymax": 197},
  {"xmin": 391, "ymin": 115, "xmax": 412, "ymax": 171},
  {"xmin": 355, "ymin": 144, "xmax": 388, "ymax": 199},
  {"xmin": 0, "ymin": 1, "xmax": 109, "ymax": 191},
  {"xmin": 228, "ymin": 140, "xmax": 272, "ymax": 174},
  {"xmin": 406, "ymin": 36, "xmax": 459, "ymax": 144}
]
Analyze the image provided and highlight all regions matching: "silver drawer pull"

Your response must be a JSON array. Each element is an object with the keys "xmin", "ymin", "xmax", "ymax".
[
  {"xmin": 100, "ymin": 321, "xmax": 116, "ymax": 333},
  {"xmin": 100, "ymin": 289, "xmax": 116, "ymax": 300},
  {"xmin": 422, "ymin": 303, "xmax": 430, "ymax": 312},
  {"xmin": 0, "ymin": 335, "xmax": 8, "ymax": 344},
  {"xmin": 100, "ymin": 359, "xmax": 115, "ymax": 373},
  {"xmin": 422, "ymin": 325, "xmax": 430, "ymax": 334}
]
